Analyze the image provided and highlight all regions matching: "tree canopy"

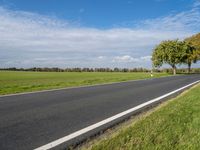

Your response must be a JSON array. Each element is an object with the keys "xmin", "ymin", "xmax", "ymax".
[
  {"xmin": 181, "ymin": 41, "xmax": 198, "ymax": 73},
  {"xmin": 185, "ymin": 33, "xmax": 200, "ymax": 60},
  {"xmin": 185, "ymin": 33, "xmax": 200, "ymax": 51},
  {"xmin": 152, "ymin": 40, "xmax": 183, "ymax": 75},
  {"xmin": 152, "ymin": 38, "xmax": 199, "ymax": 75}
]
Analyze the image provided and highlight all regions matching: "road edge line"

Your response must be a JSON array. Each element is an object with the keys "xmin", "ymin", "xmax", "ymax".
[{"xmin": 34, "ymin": 80, "xmax": 200, "ymax": 150}]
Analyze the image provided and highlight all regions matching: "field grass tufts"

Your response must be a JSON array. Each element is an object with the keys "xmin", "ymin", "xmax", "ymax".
[
  {"xmin": 0, "ymin": 71, "xmax": 169, "ymax": 95},
  {"xmin": 89, "ymin": 84, "xmax": 200, "ymax": 150}
]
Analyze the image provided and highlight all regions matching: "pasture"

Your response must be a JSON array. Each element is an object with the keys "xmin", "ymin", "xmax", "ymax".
[{"xmin": 0, "ymin": 71, "xmax": 169, "ymax": 95}]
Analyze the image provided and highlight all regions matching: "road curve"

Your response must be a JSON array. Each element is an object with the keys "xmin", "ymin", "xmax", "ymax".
[{"xmin": 0, "ymin": 74, "xmax": 200, "ymax": 150}]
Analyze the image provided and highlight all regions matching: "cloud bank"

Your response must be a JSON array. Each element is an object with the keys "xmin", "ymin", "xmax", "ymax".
[{"xmin": 0, "ymin": 4, "xmax": 200, "ymax": 68}]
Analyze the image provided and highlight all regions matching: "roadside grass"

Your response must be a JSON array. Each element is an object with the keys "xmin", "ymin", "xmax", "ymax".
[
  {"xmin": 88, "ymin": 84, "xmax": 200, "ymax": 150},
  {"xmin": 0, "ymin": 71, "xmax": 169, "ymax": 95}
]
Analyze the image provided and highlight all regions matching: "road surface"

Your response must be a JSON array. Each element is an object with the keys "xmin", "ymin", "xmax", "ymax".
[{"xmin": 0, "ymin": 74, "xmax": 200, "ymax": 150}]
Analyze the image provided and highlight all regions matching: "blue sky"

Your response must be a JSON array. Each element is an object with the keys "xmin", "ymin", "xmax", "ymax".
[
  {"xmin": 0, "ymin": 0, "xmax": 196, "ymax": 28},
  {"xmin": 0, "ymin": 0, "xmax": 200, "ymax": 68}
]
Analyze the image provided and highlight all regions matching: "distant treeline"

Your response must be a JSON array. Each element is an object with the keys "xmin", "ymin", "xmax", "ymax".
[
  {"xmin": 0, "ymin": 67, "xmax": 200, "ymax": 73},
  {"xmin": 0, "ymin": 67, "xmax": 150, "ymax": 72}
]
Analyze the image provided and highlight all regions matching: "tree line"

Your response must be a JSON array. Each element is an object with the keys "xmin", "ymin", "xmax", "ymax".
[
  {"xmin": 0, "ymin": 67, "xmax": 150, "ymax": 72},
  {"xmin": 152, "ymin": 33, "xmax": 200, "ymax": 75},
  {"xmin": 1, "ymin": 67, "xmax": 200, "ymax": 73}
]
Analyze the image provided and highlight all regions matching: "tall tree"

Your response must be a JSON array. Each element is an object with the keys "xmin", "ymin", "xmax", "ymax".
[
  {"xmin": 152, "ymin": 40, "xmax": 183, "ymax": 75},
  {"xmin": 181, "ymin": 41, "xmax": 198, "ymax": 73},
  {"xmin": 185, "ymin": 33, "xmax": 200, "ymax": 62}
]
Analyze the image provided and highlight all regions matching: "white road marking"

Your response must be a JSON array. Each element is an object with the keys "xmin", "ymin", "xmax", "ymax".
[{"xmin": 34, "ymin": 80, "xmax": 200, "ymax": 150}]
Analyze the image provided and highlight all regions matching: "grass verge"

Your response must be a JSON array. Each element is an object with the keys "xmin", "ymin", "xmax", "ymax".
[
  {"xmin": 87, "ymin": 84, "xmax": 200, "ymax": 150},
  {"xmin": 0, "ymin": 71, "xmax": 169, "ymax": 95}
]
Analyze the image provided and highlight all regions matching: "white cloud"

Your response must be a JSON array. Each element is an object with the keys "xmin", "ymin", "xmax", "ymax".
[
  {"xmin": 139, "ymin": 9, "xmax": 200, "ymax": 33},
  {"xmin": 194, "ymin": 0, "xmax": 200, "ymax": 7},
  {"xmin": 112, "ymin": 55, "xmax": 152, "ymax": 63},
  {"xmin": 0, "ymin": 4, "xmax": 200, "ymax": 68},
  {"xmin": 112, "ymin": 55, "xmax": 138, "ymax": 63},
  {"xmin": 97, "ymin": 56, "xmax": 105, "ymax": 59},
  {"xmin": 140, "ymin": 56, "xmax": 152, "ymax": 61}
]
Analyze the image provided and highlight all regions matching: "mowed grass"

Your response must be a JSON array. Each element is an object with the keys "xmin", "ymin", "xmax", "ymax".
[
  {"xmin": 89, "ymin": 84, "xmax": 200, "ymax": 150},
  {"xmin": 0, "ymin": 71, "xmax": 169, "ymax": 95}
]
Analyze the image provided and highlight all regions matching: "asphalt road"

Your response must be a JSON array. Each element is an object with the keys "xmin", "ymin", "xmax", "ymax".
[{"xmin": 0, "ymin": 75, "xmax": 200, "ymax": 150}]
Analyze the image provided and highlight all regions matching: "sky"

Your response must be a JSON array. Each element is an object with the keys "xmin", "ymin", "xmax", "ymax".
[{"xmin": 0, "ymin": 0, "xmax": 200, "ymax": 68}]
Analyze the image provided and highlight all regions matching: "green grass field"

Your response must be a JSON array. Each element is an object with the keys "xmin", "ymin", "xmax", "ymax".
[
  {"xmin": 0, "ymin": 71, "xmax": 169, "ymax": 95},
  {"xmin": 89, "ymin": 84, "xmax": 200, "ymax": 150}
]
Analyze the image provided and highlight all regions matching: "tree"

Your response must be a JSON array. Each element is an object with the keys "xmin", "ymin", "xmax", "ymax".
[
  {"xmin": 152, "ymin": 40, "xmax": 183, "ymax": 75},
  {"xmin": 180, "ymin": 41, "xmax": 198, "ymax": 73},
  {"xmin": 185, "ymin": 33, "xmax": 200, "ymax": 51},
  {"xmin": 185, "ymin": 33, "xmax": 200, "ymax": 67}
]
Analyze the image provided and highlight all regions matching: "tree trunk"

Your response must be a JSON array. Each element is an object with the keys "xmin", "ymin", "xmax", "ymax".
[
  {"xmin": 172, "ymin": 65, "xmax": 176, "ymax": 75},
  {"xmin": 187, "ymin": 62, "xmax": 191, "ymax": 74}
]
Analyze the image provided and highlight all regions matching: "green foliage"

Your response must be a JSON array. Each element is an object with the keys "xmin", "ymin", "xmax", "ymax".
[
  {"xmin": 185, "ymin": 33, "xmax": 200, "ymax": 61},
  {"xmin": 185, "ymin": 33, "xmax": 200, "ymax": 51},
  {"xmin": 180, "ymin": 41, "xmax": 198, "ymax": 72},
  {"xmin": 152, "ymin": 40, "xmax": 183, "ymax": 74},
  {"xmin": 152, "ymin": 37, "xmax": 200, "ymax": 74}
]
